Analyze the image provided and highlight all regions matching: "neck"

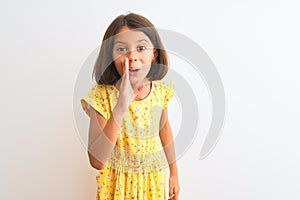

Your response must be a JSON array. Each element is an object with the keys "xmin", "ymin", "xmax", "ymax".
[
  {"xmin": 114, "ymin": 79, "xmax": 152, "ymax": 100},
  {"xmin": 134, "ymin": 81, "xmax": 152, "ymax": 101}
]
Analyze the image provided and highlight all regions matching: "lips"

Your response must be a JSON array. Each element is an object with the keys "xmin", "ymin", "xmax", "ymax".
[
  {"xmin": 128, "ymin": 68, "xmax": 140, "ymax": 76},
  {"xmin": 129, "ymin": 68, "xmax": 140, "ymax": 72}
]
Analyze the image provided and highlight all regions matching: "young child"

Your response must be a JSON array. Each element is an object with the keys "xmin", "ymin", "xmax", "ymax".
[{"xmin": 80, "ymin": 13, "xmax": 180, "ymax": 200}]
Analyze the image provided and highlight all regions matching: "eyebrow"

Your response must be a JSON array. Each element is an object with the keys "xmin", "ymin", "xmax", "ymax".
[{"xmin": 114, "ymin": 39, "xmax": 150, "ymax": 45}]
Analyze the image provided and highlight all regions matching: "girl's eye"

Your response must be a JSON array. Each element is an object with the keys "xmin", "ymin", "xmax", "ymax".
[
  {"xmin": 116, "ymin": 47, "xmax": 127, "ymax": 52},
  {"xmin": 137, "ymin": 46, "xmax": 146, "ymax": 51}
]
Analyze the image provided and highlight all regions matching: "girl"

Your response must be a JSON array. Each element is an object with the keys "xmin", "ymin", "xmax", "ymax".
[{"xmin": 80, "ymin": 13, "xmax": 180, "ymax": 200}]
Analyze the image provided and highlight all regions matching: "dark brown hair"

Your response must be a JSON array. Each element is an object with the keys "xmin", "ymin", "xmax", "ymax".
[{"xmin": 92, "ymin": 13, "xmax": 169, "ymax": 85}]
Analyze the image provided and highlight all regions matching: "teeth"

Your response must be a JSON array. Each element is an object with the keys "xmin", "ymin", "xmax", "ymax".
[{"xmin": 130, "ymin": 69, "xmax": 139, "ymax": 72}]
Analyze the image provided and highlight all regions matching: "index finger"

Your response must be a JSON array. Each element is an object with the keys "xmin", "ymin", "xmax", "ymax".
[{"xmin": 123, "ymin": 57, "xmax": 129, "ymax": 76}]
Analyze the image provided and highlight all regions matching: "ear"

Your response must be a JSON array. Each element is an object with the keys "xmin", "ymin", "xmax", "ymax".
[{"xmin": 152, "ymin": 48, "xmax": 158, "ymax": 62}]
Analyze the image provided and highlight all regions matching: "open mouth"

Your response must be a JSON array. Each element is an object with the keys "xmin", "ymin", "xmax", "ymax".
[
  {"xmin": 128, "ymin": 68, "xmax": 140, "ymax": 76},
  {"xmin": 129, "ymin": 69, "xmax": 140, "ymax": 72}
]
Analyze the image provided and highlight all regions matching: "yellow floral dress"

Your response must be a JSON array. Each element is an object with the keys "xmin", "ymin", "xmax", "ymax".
[{"xmin": 80, "ymin": 79, "xmax": 175, "ymax": 200}]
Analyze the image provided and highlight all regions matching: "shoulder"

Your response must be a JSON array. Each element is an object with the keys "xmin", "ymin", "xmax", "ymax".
[
  {"xmin": 90, "ymin": 82, "xmax": 114, "ymax": 92},
  {"xmin": 89, "ymin": 83, "xmax": 116, "ymax": 98},
  {"xmin": 153, "ymin": 79, "xmax": 175, "ymax": 94},
  {"xmin": 152, "ymin": 79, "xmax": 175, "ymax": 109},
  {"xmin": 81, "ymin": 82, "xmax": 116, "ymax": 109},
  {"xmin": 80, "ymin": 83, "xmax": 115, "ymax": 119}
]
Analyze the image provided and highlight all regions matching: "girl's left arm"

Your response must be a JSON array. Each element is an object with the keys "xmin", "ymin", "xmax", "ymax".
[{"xmin": 159, "ymin": 107, "xmax": 180, "ymax": 200}]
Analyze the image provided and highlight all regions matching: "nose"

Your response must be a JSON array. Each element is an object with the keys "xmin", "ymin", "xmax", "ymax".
[{"xmin": 127, "ymin": 49, "xmax": 138, "ymax": 62}]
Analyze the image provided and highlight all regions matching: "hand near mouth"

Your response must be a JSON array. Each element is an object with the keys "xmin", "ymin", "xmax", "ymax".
[{"xmin": 115, "ymin": 58, "xmax": 146, "ymax": 112}]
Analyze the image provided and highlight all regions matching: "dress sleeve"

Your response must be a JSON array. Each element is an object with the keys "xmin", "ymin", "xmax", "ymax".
[
  {"xmin": 162, "ymin": 80, "xmax": 175, "ymax": 109},
  {"xmin": 80, "ymin": 83, "xmax": 109, "ymax": 120}
]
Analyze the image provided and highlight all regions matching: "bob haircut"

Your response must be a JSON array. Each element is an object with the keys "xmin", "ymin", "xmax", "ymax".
[{"xmin": 92, "ymin": 13, "xmax": 169, "ymax": 85}]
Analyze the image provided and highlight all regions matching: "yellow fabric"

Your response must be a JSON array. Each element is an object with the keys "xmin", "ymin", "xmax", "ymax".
[{"xmin": 80, "ymin": 79, "xmax": 175, "ymax": 200}]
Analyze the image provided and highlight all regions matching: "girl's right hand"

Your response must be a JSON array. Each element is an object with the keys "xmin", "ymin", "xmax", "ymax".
[{"xmin": 115, "ymin": 58, "xmax": 145, "ymax": 113}]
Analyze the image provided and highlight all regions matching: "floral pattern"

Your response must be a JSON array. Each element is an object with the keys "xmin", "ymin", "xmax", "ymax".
[{"xmin": 80, "ymin": 80, "xmax": 175, "ymax": 200}]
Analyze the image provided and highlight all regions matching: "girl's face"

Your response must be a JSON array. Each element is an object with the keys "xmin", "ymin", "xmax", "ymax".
[{"xmin": 112, "ymin": 26, "xmax": 157, "ymax": 88}]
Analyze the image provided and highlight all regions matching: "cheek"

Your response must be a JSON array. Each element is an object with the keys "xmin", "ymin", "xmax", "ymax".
[
  {"xmin": 145, "ymin": 52, "xmax": 155, "ymax": 63},
  {"xmin": 113, "ymin": 59, "xmax": 123, "ymax": 75},
  {"xmin": 142, "ymin": 64, "xmax": 152, "ymax": 74}
]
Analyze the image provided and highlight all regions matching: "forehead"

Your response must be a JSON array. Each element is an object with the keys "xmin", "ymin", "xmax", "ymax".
[{"xmin": 113, "ymin": 27, "xmax": 151, "ymax": 44}]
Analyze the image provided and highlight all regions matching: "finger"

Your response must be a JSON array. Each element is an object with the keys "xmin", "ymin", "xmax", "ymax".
[
  {"xmin": 123, "ymin": 57, "xmax": 129, "ymax": 77},
  {"xmin": 168, "ymin": 194, "xmax": 174, "ymax": 200},
  {"xmin": 174, "ymin": 188, "xmax": 180, "ymax": 200},
  {"xmin": 120, "ymin": 58, "xmax": 129, "ymax": 89},
  {"xmin": 169, "ymin": 187, "xmax": 174, "ymax": 199}
]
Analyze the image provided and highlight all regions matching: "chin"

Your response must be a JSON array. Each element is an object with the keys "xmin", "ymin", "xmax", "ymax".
[{"xmin": 129, "ymin": 77, "xmax": 147, "ymax": 86}]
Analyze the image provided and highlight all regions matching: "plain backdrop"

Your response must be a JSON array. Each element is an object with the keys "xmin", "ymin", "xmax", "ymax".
[{"xmin": 1, "ymin": 0, "xmax": 300, "ymax": 199}]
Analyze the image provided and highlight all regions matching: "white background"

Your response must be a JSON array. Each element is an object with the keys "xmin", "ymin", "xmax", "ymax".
[{"xmin": 1, "ymin": 0, "xmax": 300, "ymax": 199}]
